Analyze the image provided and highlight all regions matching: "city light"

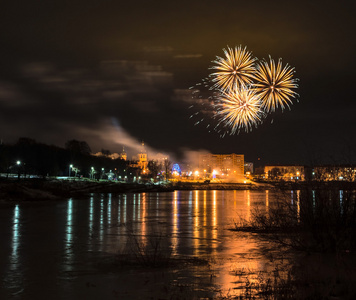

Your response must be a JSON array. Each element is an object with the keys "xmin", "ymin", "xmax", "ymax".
[{"xmin": 69, "ymin": 164, "xmax": 73, "ymax": 178}]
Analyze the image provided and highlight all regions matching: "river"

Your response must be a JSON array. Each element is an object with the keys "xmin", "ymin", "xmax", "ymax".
[{"xmin": 0, "ymin": 190, "xmax": 298, "ymax": 299}]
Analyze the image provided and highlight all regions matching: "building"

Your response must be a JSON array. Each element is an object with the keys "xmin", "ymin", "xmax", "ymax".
[
  {"xmin": 198, "ymin": 153, "xmax": 244, "ymax": 178},
  {"xmin": 120, "ymin": 147, "xmax": 127, "ymax": 161},
  {"xmin": 264, "ymin": 165, "xmax": 305, "ymax": 181},
  {"xmin": 312, "ymin": 165, "xmax": 356, "ymax": 181},
  {"xmin": 92, "ymin": 146, "xmax": 127, "ymax": 161},
  {"xmin": 137, "ymin": 142, "xmax": 148, "ymax": 172},
  {"xmin": 244, "ymin": 162, "xmax": 254, "ymax": 174}
]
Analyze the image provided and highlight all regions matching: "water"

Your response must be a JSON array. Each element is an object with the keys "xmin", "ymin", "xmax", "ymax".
[{"xmin": 0, "ymin": 190, "xmax": 294, "ymax": 299}]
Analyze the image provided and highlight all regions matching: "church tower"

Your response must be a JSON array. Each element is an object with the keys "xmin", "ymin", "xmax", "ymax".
[
  {"xmin": 120, "ymin": 146, "xmax": 127, "ymax": 161},
  {"xmin": 138, "ymin": 141, "xmax": 148, "ymax": 172}
]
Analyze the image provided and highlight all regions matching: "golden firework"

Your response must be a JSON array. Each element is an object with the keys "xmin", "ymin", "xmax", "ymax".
[
  {"xmin": 216, "ymin": 84, "xmax": 264, "ymax": 133},
  {"xmin": 210, "ymin": 46, "xmax": 257, "ymax": 91},
  {"xmin": 254, "ymin": 56, "xmax": 298, "ymax": 112}
]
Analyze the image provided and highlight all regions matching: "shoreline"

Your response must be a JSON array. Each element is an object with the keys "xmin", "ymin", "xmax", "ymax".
[
  {"xmin": 0, "ymin": 178, "xmax": 270, "ymax": 201},
  {"xmin": 1, "ymin": 178, "xmax": 355, "ymax": 202}
]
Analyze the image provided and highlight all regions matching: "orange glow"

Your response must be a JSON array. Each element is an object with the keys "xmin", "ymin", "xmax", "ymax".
[
  {"xmin": 172, "ymin": 191, "xmax": 178, "ymax": 255},
  {"xmin": 194, "ymin": 190, "xmax": 199, "ymax": 255}
]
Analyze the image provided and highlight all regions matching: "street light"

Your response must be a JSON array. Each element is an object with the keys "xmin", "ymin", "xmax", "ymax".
[
  {"xmin": 69, "ymin": 164, "xmax": 73, "ymax": 178},
  {"xmin": 16, "ymin": 160, "xmax": 21, "ymax": 179},
  {"xmin": 91, "ymin": 167, "xmax": 95, "ymax": 179}
]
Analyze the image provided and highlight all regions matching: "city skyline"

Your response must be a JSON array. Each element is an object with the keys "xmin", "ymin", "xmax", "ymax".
[{"xmin": 0, "ymin": 0, "xmax": 355, "ymax": 166}]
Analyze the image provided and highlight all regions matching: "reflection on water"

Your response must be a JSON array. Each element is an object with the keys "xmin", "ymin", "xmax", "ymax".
[
  {"xmin": 65, "ymin": 199, "xmax": 74, "ymax": 271},
  {"xmin": 1, "ymin": 190, "xmax": 299, "ymax": 298},
  {"xmin": 172, "ymin": 191, "xmax": 178, "ymax": 255},
  {"xmin": 11, "ymin": 205, "xmax": 20, "ymax": 267}
]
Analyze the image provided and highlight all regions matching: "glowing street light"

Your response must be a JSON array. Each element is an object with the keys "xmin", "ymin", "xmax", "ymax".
[
  {"xmin": 90, "ymin": 167, "xmax": 95, "ymax": 179},
  {"xmin": 212, "ymin": 169, "xmax": 217, "ymax": 179},
  {"xmin": 69, "ymin": 164, "xmax": 73, "ymax": 178},
  {"xmin": 16, "ymin": 160, "xmax": 22, "ymax": 179}
]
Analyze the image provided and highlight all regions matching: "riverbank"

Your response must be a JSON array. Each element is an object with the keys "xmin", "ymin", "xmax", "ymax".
[
  {"xmin": 171, "ymin": 181, "xmax": 272, "ymax": 190},
  {"xmin": 0, "ymin": 179, "xmax": 174, "ymax": 201},
  {"xmin": 2, "ymin": 178, "xmax": 354, "ymax": 202},
  {"xmin": 0, "ymin": 178, "xmax": 274, "ymax": 201}
]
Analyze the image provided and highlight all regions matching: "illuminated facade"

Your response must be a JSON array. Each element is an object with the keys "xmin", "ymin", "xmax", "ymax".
[
  {"xmin": 198, "ymin": 153, "xmax": 244, "ymax": 177},
  {"xmin": 244, "ymin": 162, "xmax": 253, "ymax": 174},
  {"xmin": 137, "ymin": 142, "xmax": 148, "ymax": 171},
  {"xmin": 120, "ymin": 147, "xmax": 127, "ymax": 161},
  {"xmin": 264, "ymin": 165, "xmax": 305, "ymax": 181},
  {"xmin": 313, "ymin": 165, "xmax": 356, "ymax": 181}
]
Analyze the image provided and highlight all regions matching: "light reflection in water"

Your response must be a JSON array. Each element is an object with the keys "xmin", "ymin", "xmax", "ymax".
[
  {"xmin": 189, "ymin": 191, "xmax": 193, "ymax": 212},
  {"xmin": 212, "ymin": 190, "xmax": 217, "ymax": 253},
  {"xmin": 172, "ymin": 191, "xmax": 178, "ymax": 255},
  {"xmin": 118, "ymin": 195, "xmax": 121, "ymax": 223},
  {"xmin": 291, "ymin": 190, "xmax": 294, "ymax": 205},
  {"xmin": 138, "ymin": 194, "xmax": 140, "ymax": 220},
  {"xmin": 194, "ymin": 190, "xmax": 199, "ymax": 255},
  {"xmin": 11, "ymin": 205, "xmax": 20, "ymax": 269},
  {"xmin": 89, "ymin": 195, "xmax": 94, "ymax": 251},
  {"xmin": 123, "ymin": 194, "xmax": 127, "ymax": 224},
  {"xmin": 246, "ymin": 190, "xmax": 251, "ymax": 222},
  {"xmin": 203, "ymin": 191, "xmax": 207, "ymax": 240},
  {"xmin": 141, "ymin": 193, "xmax": 147, "ymax": 246},
  {"xmin": 312, "ymin": 190, "xmax": 316, "ymax": 209},
  {"xmin": 107, "ymin": 193, "xmax": 112, "ymax": 225},
  {"xmin": 66, "ymin": 199, "xmax": 73, "ymax": 245},
  {"xmin": 297, "ymin": 190, "xmax": 300, "ymax": 220},
  {"xmin": 133, "ymin": 194, "xmax": 136, "ymax": 222},
  {"xmin": 65, "ymin": 199, "xmax": 74, "ymax": 270},
  {"xmin": 2, "ymin": 190, "xmax": 306, "ymax": 298},
  {"xmin": 99, "ymin": 195, "xmax": 104, "ymax": 244}
]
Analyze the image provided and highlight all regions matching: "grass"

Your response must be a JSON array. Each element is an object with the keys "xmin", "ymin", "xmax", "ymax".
[
  {"xmin": 229, "ymin": 188, "xmax": 356, "ymax": 299},
  {"xmin": 233, "ymin": 189, "xmax": 356, "ymax": 253},
  {"xmin": 117, "ymin": 226, "xmax": 209, "ymax": 270},
  {"xmin": 117, "ymin": 228, "xmax": 173, "ymax": 268}
]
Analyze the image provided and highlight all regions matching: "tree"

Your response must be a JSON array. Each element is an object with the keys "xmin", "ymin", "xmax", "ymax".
[
  {"xmin": 269, "ymin": 167, "xmax": 281, "ymax": 180},
  {"xmin": 163, "ymin": 158, "xmax": 172, "ymax": 181},
  {"xmin": 101, "ymin": 149, "xmax": 111, "ymax": 156},
  {"xmin": 147, "ymin": 160, "xmax": 161, "ymax": 181},
  {"xmin": 65, "ymin": 140, "xmax": 92, "ymax": 155}
]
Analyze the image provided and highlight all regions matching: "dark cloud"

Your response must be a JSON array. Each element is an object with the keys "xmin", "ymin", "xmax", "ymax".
[{"xmin": 0, "ymin": 0, "xmax": 355, "ymax": 164}]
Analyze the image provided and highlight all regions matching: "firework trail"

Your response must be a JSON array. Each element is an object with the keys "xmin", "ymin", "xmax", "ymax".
[
  {"xmin": 216, "ymin": 84, "xmax": 265, "ymax": 134},
  {"xmin": 253, "ymin": 56, "xmax": 299, "ymax": 112},
  {"xmin": 210, "ymin": 46, "xmax": 257, "ymax": 91}
]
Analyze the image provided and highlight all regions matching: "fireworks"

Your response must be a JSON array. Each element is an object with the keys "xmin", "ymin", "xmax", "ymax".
[
  {"xmin": 254, "ymin": 57, "xmax": 299, "ymax": 112},
  {"xmin": 210, "ymin": 46, "xmax": 257, "ymax": 91},
  {"xmin": 216, "ymin": 84, "xmax": 264, "ymax": 134},
  {"xmin": 191, "ymin": 45, "xmax": 299, "ymax": 135}
]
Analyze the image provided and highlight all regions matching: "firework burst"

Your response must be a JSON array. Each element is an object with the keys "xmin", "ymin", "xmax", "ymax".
[
  {"xmin": 210, "ymin": 46, "xmax": 257, "ymax": 91},
  {"xmin": 216, "ymin": 84, "xmax": 265, "ymax": 134},
  {"xmin": 254, "ymin": 56, "xmax": 299, "ymax": 112},
  {"xmin": 190, "ymin": 45, "xmax": 299, "ymax": 135}
]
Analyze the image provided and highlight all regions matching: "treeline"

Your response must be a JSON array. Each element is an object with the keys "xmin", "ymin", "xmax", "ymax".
[{"xmin": 0, "ymin": 138, "xmax": 129, "ymax": 179}]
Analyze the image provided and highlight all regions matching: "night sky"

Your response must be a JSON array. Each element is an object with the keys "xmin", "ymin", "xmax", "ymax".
[{"xmin": 0, "ymin": 0, "xmax": 355, "ymax": 166}]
